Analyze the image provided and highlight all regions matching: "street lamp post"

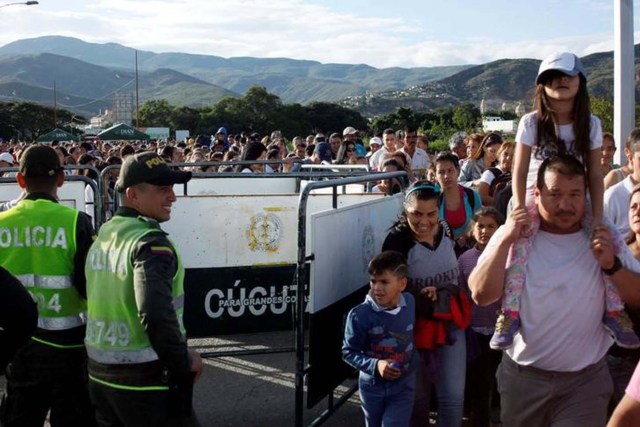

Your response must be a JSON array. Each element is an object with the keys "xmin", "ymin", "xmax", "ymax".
[{"xmin": 0, "ymin": 1, "xmax": 38, "ymax": 8}]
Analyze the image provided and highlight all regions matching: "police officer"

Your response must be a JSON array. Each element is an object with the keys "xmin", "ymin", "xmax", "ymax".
[
  {"xmin": 0, "ymin": 266, "xmax": 38, "ymax": 374},
  {"xmin": 0, "ymin": 145, "xmax": 95, "ymax": 426},
  {"xmin": 85, "ymin": 151, "xmax": 202, "ymax": 426}
]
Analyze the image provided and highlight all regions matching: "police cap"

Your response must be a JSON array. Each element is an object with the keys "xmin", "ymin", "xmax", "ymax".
[{"xmin": 116, "ymin": 151, "xmax": 191, "ymax": 192}]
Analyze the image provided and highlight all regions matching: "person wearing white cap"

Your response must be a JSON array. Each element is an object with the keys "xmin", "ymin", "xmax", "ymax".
[
  {"xmin": 0, "ymin": 152, "xmax": 16, "ymax": 178},
  {"xmin": 0, "ymin": 152, "xmax": 15, "ymax": 167},
  {"xmin": 367, "ymin": 137, "xmax": 382, "ymax": 159},
  {"xmin": 0, "ymin": 150, "xmax": 24, "ymax": 210},
  {"xmin": 343, "ymin": 126, "xmax": 358, "ymax": 141},
  {"xmin": 343, "ymin": 127, "xmax": 367, "ymax": 157}
]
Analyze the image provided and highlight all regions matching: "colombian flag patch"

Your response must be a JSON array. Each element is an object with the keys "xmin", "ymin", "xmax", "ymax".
[{"xmin": 150, "ymin": 246, "xmax": 174, "ymax": 257}]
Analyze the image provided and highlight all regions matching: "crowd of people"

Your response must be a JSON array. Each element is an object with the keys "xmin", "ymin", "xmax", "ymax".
[{"xmin": 3, "ymin": 50, "xmax": 640, "ymax": 427}]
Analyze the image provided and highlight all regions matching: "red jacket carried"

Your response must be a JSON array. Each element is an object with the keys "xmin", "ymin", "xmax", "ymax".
[{"xmin": 414, "ymin": 285, "xmax": 471, "ymax": 349}]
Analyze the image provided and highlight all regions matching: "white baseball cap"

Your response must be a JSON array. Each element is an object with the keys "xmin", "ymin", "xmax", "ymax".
[
  {"xmin": 0, "ymin": 152, "xmax": 15, "ymax": 164},
  {"xmin": 343, "ymin": 126, "xmax": 358, "ymax": 136},
  {"xmin": 536, "ymin": 52, "xmax": 585, "ymax": 85}
]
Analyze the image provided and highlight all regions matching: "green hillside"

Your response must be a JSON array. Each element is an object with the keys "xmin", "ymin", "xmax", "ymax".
[{"xmin": 0, "ymin": 36, "xmax": 471, "ymax": 104}]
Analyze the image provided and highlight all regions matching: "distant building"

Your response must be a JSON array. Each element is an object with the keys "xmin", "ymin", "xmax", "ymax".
[
  {"xmin": 81, "ymin": 109, "xmax": 111, "ymax": 135},
  {"xmin": 482, "ymin": 116, "xmax": 516, "ymax": 134},
  {"xmin": 112, "ymin": 92, "xmax": 134, "ymax": 126}
]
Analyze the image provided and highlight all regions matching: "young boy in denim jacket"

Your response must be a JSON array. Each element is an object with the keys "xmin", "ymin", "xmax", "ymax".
[{"xmin": 342, "ymin": 251, "xmax": 416, "ymax": 427}]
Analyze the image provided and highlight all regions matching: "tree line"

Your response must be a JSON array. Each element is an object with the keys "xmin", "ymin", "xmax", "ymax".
[{"xmin": 0, "ymin": 85, "xmax": 626, "ymax": 147}]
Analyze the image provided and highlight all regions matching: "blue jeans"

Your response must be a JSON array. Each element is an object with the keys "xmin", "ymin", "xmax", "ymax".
[
  {"xmin": 411, "ymin": 327, "xmax": 466, "ymax": 427},
  {"xmin": 359, "ymin": 370, "xmax": 416, "ymax": 427}
]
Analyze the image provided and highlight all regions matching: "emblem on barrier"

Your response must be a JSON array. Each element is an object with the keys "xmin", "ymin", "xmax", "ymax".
[
  {"xmin": 361, "ymin": 225, "xmax": 375, "ymax": 272},
  {"xmin": 246, "ymin": 212, "xmax": 282, "ymax": 253}
]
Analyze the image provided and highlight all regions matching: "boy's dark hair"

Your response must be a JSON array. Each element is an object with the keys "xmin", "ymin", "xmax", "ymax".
[{"xmin": 368, "ymin": 251, "xmax": 408, "ymax": 278}]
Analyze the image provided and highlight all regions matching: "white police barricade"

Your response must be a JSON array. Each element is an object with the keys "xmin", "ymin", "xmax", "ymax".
[
  {"xmin": 300, "ymin": 164, "xmax": 369, "ymax": 194},
  {"xmin": 291, "ymin": 173, "xmax": 405, "ymax": 426},
  {"xmin": 162, "ymin": 178, "xmax": 391, "ymax": 338},
  {"xmin": 0, "ymin": 165, "xmax": 101, "ymax": 226}
]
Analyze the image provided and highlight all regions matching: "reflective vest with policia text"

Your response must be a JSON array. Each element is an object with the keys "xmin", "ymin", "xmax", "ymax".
[
  {"xmin": 85, "ymin": 215, "xmax": 185, "ymax": 391},
  {"xmin": 0, "ymin": 199, "xmax": 86, "ymax": 348}
]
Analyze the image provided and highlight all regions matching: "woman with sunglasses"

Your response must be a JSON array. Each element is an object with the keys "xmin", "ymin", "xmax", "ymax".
[
  {"xmin": 335, "ymin": 140, "xmax": 357, "ymax": 164},
  {"xmin": 383, "ymin": 181, "xmax": 469, "ymax": 427},
  {"xmin": 458, "ymin": 133, "xmax": 503, "ymax": 189}
]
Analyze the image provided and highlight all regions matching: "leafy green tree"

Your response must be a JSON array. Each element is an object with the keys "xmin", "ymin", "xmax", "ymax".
[
  {"xmin": 208, "ymin": 96, "xmax": 252, "ymax": 133},
  {"xmin": 452, "ymin": 103, "xmax": 481, "ymax": 132},
  {"xmin": 369, "ymin": 112, "xmax": 398, "ymax": 135},
  {"xmin": 2, "ymin": 101, "xmax": 77, "ymax": 140},
  {"xmin": 243, "ymin": 86, "xmax": 282, "ymax": 132},
  {"xmin": 591, "ymin": 97, "xmax": 613, "ymax": 133},
  {"xmin": 394, "ymin": 107, "xmax": 417, "ymax": 130},
  {"xmin": 306, "ymin": 102, "xmax": 368, "ymax": 135},
  {"xmin": 172, "ymin": 106, "xmax": 200, "ymax": 134},
  {"xmin": 278, "ymin": 103, "xmax": 312, "ymax": 137},
  {"xmin": 138, "ymin": 99, "xmax": 175, "ymax": 128}
]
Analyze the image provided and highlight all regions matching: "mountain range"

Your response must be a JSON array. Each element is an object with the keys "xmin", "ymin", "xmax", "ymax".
[
  {"xmin": 0, "ymin": 35, "xmax": 635, "ymax": 118},
  {"xmin": 340, "ymin": 47, "xmax": 638, "ymax": 116}
]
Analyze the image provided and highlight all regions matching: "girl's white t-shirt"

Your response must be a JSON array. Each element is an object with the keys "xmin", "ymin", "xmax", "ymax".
[{"xmin": 516, "ymin": 111, "xmax": 602, "ymax": 193}]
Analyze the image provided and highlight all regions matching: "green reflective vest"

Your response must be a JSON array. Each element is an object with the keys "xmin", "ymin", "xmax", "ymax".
[
  {"xmin": 85, "ymin": 215, "xmax": 185, "ymax": 378},
  {"xmin": 0, "ymin": 198, "xmax": 85, "ymax": 348}
]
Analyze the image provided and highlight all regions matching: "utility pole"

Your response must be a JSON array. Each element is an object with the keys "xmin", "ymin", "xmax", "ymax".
[
  {"xmin": 53, "ymin": 80, "xmax": 57, "ymax": 128},
  {"xmin": 135, "ymin": 50, "xmax": 139, "ymax": 129},
  {"xmin": 614, "ymin": 0, "xmax": 635, "ymax": 166}
]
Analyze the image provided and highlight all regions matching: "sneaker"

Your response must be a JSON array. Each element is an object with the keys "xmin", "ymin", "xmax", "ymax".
[
  {"xmin": 490, "ymin": 312, "xmax": 520, "ymax": 350},
  {"xmin": 603, "ymin": 311, "xmax": 640, "ymax": 349}
]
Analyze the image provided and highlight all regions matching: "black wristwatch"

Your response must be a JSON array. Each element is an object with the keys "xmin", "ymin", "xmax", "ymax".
[{"xmin": 602, "ymin": 256, "xmax": 623, "ymax": 276}]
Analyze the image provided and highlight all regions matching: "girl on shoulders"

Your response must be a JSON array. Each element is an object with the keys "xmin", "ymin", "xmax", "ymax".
[{"xmin": 512, "ymin": 51, "xmax": 603, "ymax": 223}]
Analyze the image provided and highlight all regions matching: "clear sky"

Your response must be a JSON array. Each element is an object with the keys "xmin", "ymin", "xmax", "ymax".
[{"xmin": 1, "ymin": 0, "xmax": 639, "ymax": 68}]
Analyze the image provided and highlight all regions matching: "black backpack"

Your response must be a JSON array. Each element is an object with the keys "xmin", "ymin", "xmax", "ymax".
[
  {"xmin": 493, "ymin": 182, "xmax": 512, "ymax": 219},
  {"xmin": 488, "ymin": 167, "xmax": 512, "ymax": 197}
]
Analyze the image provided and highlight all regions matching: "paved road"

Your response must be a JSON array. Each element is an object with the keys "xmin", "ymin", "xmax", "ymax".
[
  {"xmin": 190, "ymin": 332, "xmax": 365, "ymax": 427},
  {"xmin": 0, "ymin": 331, "xmax": 366, "ymax": 427}
]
